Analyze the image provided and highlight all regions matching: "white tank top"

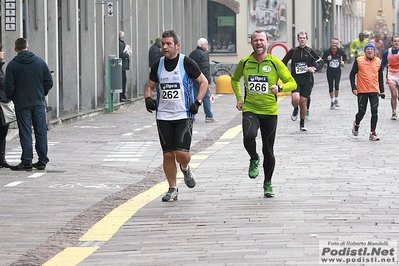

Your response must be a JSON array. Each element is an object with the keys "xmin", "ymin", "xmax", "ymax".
[{"xmin": 156, "ymin": 55, "xmax": 194, "ymax": 120}]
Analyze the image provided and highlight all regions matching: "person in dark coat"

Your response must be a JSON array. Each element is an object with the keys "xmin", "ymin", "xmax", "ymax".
[
  {"xmin": 0, "ymin": 42, "xmax": 12, "ymax": 168},
  {"xmin": 119, "ymin": 31, "xmax": 131, "ymax": 102},
  {"xmin": 4, "ymin": 38, "xmax": 53, "ymax": 171},
  {"xmin": 149, "ymin": 37, "xmax": 162, "ymax": 68},
  {"xmin": 189, "ymin": 38, "xmax": 216, "ymax": 122},
  {"xmin": 322, "ymin": 37, "xmax": 347, "ymax": 109}
]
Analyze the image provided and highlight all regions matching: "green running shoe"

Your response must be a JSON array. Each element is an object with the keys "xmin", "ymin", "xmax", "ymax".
[
  {"xmin": 162, "ymin": 187, "xmax": 178, "ymax": 202},
  {"xmin": 264, "ymin": 182, "xmax": 274, "ymax": 198},
  {"xmin": 248, "ymin": 158, "xmax": 259, "ymax": 179}
]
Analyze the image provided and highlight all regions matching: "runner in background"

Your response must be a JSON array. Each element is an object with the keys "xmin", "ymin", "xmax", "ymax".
[
  {"xmin": 322, "ymin": 38, "xmax": 347, "ymax": 109},
  {"xmin": 381, "ymin": 35, "xmax": 399, "ymax": 120},
  {"xmin": 282, "ymin": 30, "xmax": 323, "ymax": 131}
]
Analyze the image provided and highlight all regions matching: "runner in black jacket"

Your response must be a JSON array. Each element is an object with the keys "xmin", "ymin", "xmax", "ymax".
[
  {"xmin": 322, "ymin": 38, "xmax": 347, "ymax": 109},
  {"xmin": 282, "ymin": 30, "xmax": 323, "ymax": 131}
]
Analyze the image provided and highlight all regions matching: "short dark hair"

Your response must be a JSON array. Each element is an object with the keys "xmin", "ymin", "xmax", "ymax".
[
  {"xmin": 162, "ymin": 30, "xmax": 180, "ymax": 45},
  {"xmin": 0, "ymin": 42, "xmax": 2, "ymax": 51},
  {"xmin": 15, "ymin": 38, "xmax": 28, "ymax": 51},
  {"xmin": 297, "ymin": 30, "xmax": 308, "ymax": 39},
  {"xmin": 251, "ymin": 30, "xmax": 269, "ymax": 41},
  {"xmin": 391, "ymin": 36, "xmax": 399, "ymax": 42}
]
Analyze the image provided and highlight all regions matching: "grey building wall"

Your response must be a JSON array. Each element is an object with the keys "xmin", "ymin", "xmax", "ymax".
[{"xmin": 1, "ymin": 0, "xmax": 208, "ymax": 121}]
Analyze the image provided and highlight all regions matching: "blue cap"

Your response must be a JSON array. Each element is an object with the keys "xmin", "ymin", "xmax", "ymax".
[{"xmin": 364, "ymin": 42, "xmax": 376, "ymax": 51}]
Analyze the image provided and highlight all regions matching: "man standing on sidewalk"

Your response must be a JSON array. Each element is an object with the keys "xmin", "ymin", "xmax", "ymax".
[
  {"xmin": 5, "ymin": 38, "xmax": 53, "ymax": 171},
  {"xmin": 350, "ymin": 42, "xmax": 385, "ymax": 141},
  {"xmin": 381, "ymin": 35, "xmax": 399, "ymax": 120},
  {"xmin": 144, "ymin": 30, "xmax": 208, "ymax": 202},
  {"xmin": 189, "ymin": 38, "xmax": 216, "ymax": 123},
  {"xmin": 231, "ymin": 30, "xmax": 296, "ymax": 198},
  {"xmin": 119, "ymin": 31, "xmax": 131, "ymax": 102}
]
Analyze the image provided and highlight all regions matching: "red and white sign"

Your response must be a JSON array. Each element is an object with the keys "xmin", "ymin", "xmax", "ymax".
[{"xmin": 268, "ymin": 43, "xmax": 288, "ymax": 60}]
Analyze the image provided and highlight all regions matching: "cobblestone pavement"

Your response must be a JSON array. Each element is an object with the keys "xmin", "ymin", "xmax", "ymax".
[{"xmin": 2, "ymin": 62, "xmax": 399, "ymax": 265}]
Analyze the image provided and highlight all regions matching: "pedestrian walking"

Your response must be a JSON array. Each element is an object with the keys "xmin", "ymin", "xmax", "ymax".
[
  {"xmin": 282, "ymin": 30, "xmax": 323, "ymax": 131},
  {"xmin": 381, "ymin": 35, "xmax": 399, "ymax": 120},
  {"xmin": 350, "ymin": 42, "xmax": 385, "ymax": 141},
  {"xmin": 231, "ymin": 30, "xmax": 297, "ymax": 197},
  {"xmin": 322, "ymin": 38, "xmax": 347, "ymax": 109},
  {"xmin": 189, "ymin": 38, "xmax": 217, "ymax": 123},
  {"xmin": 144, "ymin": 30, "xmax": 208, "ymax": 202},
  {"xmin": 4, "ymin": 38, "xmax": 53, "ymax": 170}
]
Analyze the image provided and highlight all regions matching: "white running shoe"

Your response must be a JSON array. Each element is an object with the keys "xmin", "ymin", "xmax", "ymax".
[
  {"xmin": 369, "ymin": 132, "xmax": 380, "ymax": 141},
  {"xmin": 352, "ymin": 122, "xmax": 359, "ymax": 136},
  {"xmin": 291, "ymin": 108, "xmax": 298, "ymax": 121}
]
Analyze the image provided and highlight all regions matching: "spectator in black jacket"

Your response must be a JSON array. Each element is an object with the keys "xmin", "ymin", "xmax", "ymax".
[
  {"xmin": 189, "ymin": 38, "xmax": 216, "ymax": 122},
  {"xmin": 5, "ymin": 38, "xmax": 53, "ymax": 171},
  {"xmin": 149, "ymin": 37, "xmax": 162, "ymax": 68},
  {"xmin": 0, "ymin": 42, "xmax": 12, "ymax": 168},
  {"xmin": 119, "ymin": 31, "xmax": 131, "ymax": 102}
]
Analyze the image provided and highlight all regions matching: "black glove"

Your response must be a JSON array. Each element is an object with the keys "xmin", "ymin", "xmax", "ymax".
[
  {"xmin": 145, "ymin": 97, "xmax": 157, "ymax": 113},
  {"xmin": 189, "ymin": 100, "xmax": 201, "ymax": 114},
  {"xmin": 380, "ymin": 93, "xmax": 385, "ymax": 99}
]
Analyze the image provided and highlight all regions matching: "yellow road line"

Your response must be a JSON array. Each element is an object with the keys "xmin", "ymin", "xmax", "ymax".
[
  {"xmin": 43, "ymin": 182, "xmax": 169, "ymax": 265},
  {"xmin": 42, "ymin": 97, "xmax": 287, "ymax": 265},
  {"xmin": 42, "ymin": 247, "xmax": 98, "ymax": 266}
]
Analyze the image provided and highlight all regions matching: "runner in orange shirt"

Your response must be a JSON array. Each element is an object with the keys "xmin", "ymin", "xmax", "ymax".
[
  {"xmin": 381, "ymin": 35, "xmax": 399, "ymax": 120},
  {"xmin": 350, "ymin": 42, "xmax": 385, "ymax": 141}
]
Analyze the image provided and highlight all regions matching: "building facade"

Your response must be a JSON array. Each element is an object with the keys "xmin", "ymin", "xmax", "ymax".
[{"xmin": 0, "ymin": 0, "xmax": 368, "ymax": 122}]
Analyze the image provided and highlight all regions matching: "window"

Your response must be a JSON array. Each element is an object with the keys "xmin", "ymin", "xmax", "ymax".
[{"xmin": 208, "ymin": 1, "xmax": 236, "ymax": 54}]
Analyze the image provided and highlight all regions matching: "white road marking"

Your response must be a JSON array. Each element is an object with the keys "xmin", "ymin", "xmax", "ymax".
[{"xmin": 5, "ymin": 181, "xmax": 24, "ymax": 187}]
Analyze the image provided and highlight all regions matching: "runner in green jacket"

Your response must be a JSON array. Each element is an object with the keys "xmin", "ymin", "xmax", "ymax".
[{"xmin": 231, "ymin": 30, "xmax": 297, "ymax": 198}]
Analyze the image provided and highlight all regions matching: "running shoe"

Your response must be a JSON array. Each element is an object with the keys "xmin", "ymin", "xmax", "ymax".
[
  {"xmin": 300, "ymin": 124, "xmax": 307, "ymax": 131},
  {"xmin": 305, "ymin": 110, "xmax": 310, "ymax": 120},
  {"xmin": 330, "ymin": 102, "xmax": 335, "ymax": 109},
  {"xmin": 264, "ymin": 182, "xmax": 274, "ymax": 198},
  {"xmin": 352, "ymin": 122, "xmax": 359, "ymax": 136},
  {"xmin": 180, "ymin": 164, "xmax": 196, "ymax": 188},
  {"xmin": 162, "ymin": 187, "xmax": 178, "ymax": 202},
  {"xmin": 248, "ymin": 158, "xmax": 259, "ymax": 179},
  {"xmin": 334, "ymin": 99, "xmax": 339, "ymax": 107},
  {"xmin": 391, "ymin": 112, "xmax": 397, "ymax": 120},
  {"xmin": 369, "ymin": 131, "xmax": 380, "ymax": 141},
  {"xmin": 291, "ymin": 108, "xmax": 298, "ymax": 121},
  {"xmin": 205, "ymin": 117, "xmax": 217, "ymax": 123}
]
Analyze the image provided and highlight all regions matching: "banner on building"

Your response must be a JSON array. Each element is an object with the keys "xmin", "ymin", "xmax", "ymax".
[{"xmin": 248, "ymin": 0, "xmax": 287, "ymax": 43}]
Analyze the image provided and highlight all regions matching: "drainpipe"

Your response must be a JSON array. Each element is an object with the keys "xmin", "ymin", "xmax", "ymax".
[{"xmin": 292, "ymin": 0, "xmax": 296, "ymax": 47}]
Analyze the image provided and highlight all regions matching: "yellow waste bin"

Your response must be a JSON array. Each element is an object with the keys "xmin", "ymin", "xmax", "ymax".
[{"xmin": 216, "ymin": 75, "xmax": 234, "ymax": 94}]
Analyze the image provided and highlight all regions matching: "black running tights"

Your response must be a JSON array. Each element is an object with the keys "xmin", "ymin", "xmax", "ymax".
[
  {"xmin": 242, "ymin": 112, "xmax": 277, "ymax": 183},
  {"xmin": 355, "ymin": 93, "xmax": 379, "ymax": 132}
]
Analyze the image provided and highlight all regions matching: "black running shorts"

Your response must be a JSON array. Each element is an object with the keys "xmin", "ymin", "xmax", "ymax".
[{"xmin": 156, "ymin": 119, "xmax": 193, "ymax": 153}]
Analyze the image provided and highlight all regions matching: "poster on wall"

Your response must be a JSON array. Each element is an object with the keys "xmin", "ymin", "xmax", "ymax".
[{"xmin": 248, "ymin": 0, "xmax": 287, "ymax": 43}]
